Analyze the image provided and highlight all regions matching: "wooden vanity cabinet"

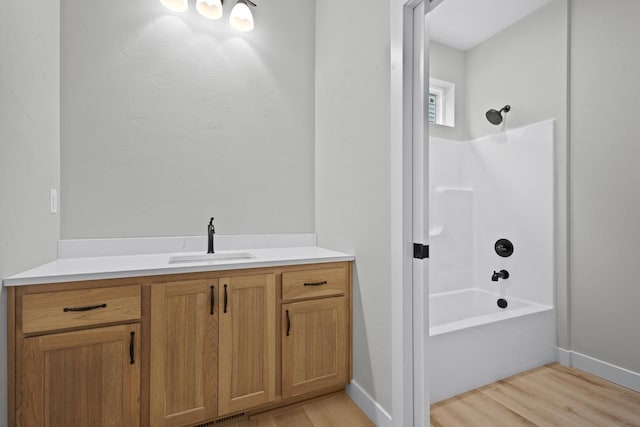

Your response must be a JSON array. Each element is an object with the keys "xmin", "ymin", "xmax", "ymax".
[
  {"xmin": 150, "ymin": 279, "xmax": 219, "ymax": 427},
  {"xmin": 9, "ymin": 262, "xmax": 351, "ymax": 427},
  {"xmin": 282, "ymin": 297, "xmax": 348, "ymax": 398},
  {"xmin": 20, "ymin": 324, "xmax": 141, "ymax": 427},
  {"xmin": 218, "ymin": 273, "xmax": 277, "ymax": 415},
  {"xmin": 14, "ymin": 285, "xmax": 142, "ymax": 427},
  {"xmin": 281, "ymin": 266, "xmax": 350, "ymax": 399}
]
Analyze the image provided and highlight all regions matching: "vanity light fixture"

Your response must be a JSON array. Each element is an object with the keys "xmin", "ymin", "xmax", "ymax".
[
  {"xmin": 196, "ymin": 0, "xmax": 224, "ymax": 20},
  {"xmin": 160, "ymin": 0, "xmax": 189, "ymax": 12},
  {"xmin": 230, "ymin": 0, "xmax": 257, "ymax": 32},
  {"xmin": 160, "ymin": 0, "xmax": 258, "ymax": 31}
]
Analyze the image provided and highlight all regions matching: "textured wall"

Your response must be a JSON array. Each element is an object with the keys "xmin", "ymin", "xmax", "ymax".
[
  {"xmin": 316, "ymin": 0, "xmax": 392, "ymax": 415},
  {"xmin": 464, "ymin": 0, "xmax": 567, "ymax": 141},
  {"xmin": 570, "ymin": 0, "xmax": 640, "ymax": 373},
  {"xmin": 0, "ymin": 0, "xmax": 61, "ymax": 424},
  {"xmin": 61, "ymin": 0, "xmax": 316, "ymax": 238}
]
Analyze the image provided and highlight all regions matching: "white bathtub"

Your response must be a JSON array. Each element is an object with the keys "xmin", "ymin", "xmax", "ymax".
[
  {"xmin": 430, "ymin": 289, "xmax": 552, "ymax": 336},
  {"xmin": 429, "ymin": 288, "xmax": 557, "ymax": 403}
]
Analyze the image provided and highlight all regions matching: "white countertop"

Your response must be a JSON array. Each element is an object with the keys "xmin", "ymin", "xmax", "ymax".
[{"xmin": 3, "ymin": 247, "xmax": 354, "ymax": 287}]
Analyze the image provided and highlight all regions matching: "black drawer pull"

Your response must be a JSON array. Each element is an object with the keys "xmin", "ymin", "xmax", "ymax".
[
  {"xmin": 303, "ymin": 281, "xmax": 328, "ymax": 287},
  {"xmin": 63, "ymin": 303, "xmax": 107, "ymax": 313},
  {"xmin": 286, "ymin": 310, "xmax": 291, "ymax": 337},
  {"xmin": 129, "ymin": 331, "xmax": 135, "ymax": 365},
  {"xmin": 223, "ymin": 284, "xmax": 228, "ymax": 313},
  {"xmin": 210, "ymin": 286, "xmax": 215, "ymax": 315}
]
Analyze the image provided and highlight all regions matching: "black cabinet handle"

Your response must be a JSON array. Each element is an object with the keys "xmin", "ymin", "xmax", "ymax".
[
  {"xmin": 63, "ymin": 303, "xmax": 107, "ymax": 312},
  {"xmin": 223, "ymin": 284, "xmax": 228, "ymax": 313},
  {"xmin": 303, "ymin": 281, "xmax": 328, "ymax": 287},
  {"xmin": 286, "ymin": 310, "xmax": 291, "ymax": 337},
  {"xmin": 210, "ymin": 286, "xmax": 215, "ymax": 315},
  {"xmin": 129, "ymin": 331, "xmax": 135, "ymax": 365}
]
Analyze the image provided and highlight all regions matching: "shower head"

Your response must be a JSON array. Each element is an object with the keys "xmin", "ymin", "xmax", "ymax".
[{"xmin": 486, "ymin": 105, "xmax": 511, "ymax": 125}]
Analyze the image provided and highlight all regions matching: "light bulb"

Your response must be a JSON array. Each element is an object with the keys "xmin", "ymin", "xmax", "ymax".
[
  {"xmin": 230, "ymin": 0, "xmax": 254, "ymax": 32},
  {"xmin": 197, "ymin": 0, "xmax": 223, "ymax": 20},
  {"xmin": 160, "ymin": 0, "xmax": 188, "ymax": 12}
]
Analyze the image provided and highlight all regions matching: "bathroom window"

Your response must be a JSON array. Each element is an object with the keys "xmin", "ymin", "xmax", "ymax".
[{"xmin": 428, "ymin": 78, "xmax": 455, "ymax": 127}]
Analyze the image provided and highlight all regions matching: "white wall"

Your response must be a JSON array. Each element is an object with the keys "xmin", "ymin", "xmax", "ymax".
[
  {"xmin": 429, "ymin": 41, "xmax": 467, "ymax": 141},
  {"xmin": 429, "ymin": 139, "xmax": 473, "ymax": 294},
  {"xmin": 429, "ymin": 121, "xmax": 555, "ymax": 307},
  {"xmin": 316, "ymin": 0, "xmax": 392, "ymax": 415},
  {"xmin": 428, "ymin": 2, "xmax": 567, "ymax": 303},
  {"xmin": 428, "ymin": 0, "xmax": 640, "ymax": 384},
  {"xmin": 469, "ymin": 121, "xmax": 554, "ymax": 305},
  {"xmin": 0, "ymin": 0, "xmax": 61, "ymax": 424},
  {"xmin": 570, "ymin": 0, "xmax": 640, "ymax": 374},
  {"xmin": 464, "ymin": 0, "xmax": 567, "ymax": 142},
  {"xmin": 463, "ymin": 0, "xmax": 569, "ymax": 345},
  {"xmin": 61, "ymin": 0, "xmax": 316, "ymax": 238}
]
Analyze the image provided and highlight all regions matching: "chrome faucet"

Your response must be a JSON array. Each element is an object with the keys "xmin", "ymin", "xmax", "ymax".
[
  {"xmin": 492, "ymin": 270, "xmax": 509, "ymax": 282},
  {"xmin": 207, "ymin": 217, "xmax": 215, "ymax": 254}
]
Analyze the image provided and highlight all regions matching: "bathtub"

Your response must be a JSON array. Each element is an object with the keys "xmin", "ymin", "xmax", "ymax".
[{"xmin": 429, "ymin": 288, "xmax": 557, "ymax": 403}]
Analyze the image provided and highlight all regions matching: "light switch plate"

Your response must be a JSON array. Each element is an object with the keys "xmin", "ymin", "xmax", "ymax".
[{"xmin": 50, "ymin": 189, "xmax": 57, "ymax": 214}]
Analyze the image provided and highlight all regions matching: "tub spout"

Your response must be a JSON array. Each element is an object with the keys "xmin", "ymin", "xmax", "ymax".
[{"xmin": 492, "ymin": 270, "xmax": 510, "ymax": 282}]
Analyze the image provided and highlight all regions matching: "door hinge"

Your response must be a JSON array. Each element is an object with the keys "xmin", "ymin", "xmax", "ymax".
[{"xmin": 413, "ymin": 243, "xmax": 429, "ymax": 259}]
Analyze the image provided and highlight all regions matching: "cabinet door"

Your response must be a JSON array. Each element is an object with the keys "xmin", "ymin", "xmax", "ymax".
[
  {"xmin": 282, "ymin": 297, "xmax": 348, "ymax": 398},
  {"xmin": 19, "ymin": 324, "xmax": 140, "ymax": 427},
  {"xmin": 150, "ymin": 280, "xmax": 218, "ymax": 427},
  {"xmin": 218, "ymin": 273, "xmax": 276, "ymax": 415}
]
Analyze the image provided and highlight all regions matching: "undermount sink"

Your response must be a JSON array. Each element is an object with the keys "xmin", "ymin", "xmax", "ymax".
[{"xmin": 169, "ymin": 252, "xmax": 255, "ymax": 264}]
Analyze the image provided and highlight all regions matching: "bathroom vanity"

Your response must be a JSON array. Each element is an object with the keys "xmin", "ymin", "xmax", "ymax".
[{"xmin": 5, "ymin": 248, "xmax": 353, "ymax": 426}]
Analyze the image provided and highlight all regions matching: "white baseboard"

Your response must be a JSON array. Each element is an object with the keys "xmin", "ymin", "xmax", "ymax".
[
  {"xmin": 570, "ymin": 351, "xmax": 640, "ymax": 392},
  {"xmin": 346, "ymin": 381, "xmax": 392, "ymax": 427},
  {"xmin": 557, "ymin": 348, "xmax": 640, "ymax": 392}
]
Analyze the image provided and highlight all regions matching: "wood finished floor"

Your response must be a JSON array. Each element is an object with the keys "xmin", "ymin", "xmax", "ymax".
[
  {"xmin": 228, "ymin": 392, "xmax": 375, "ymax": 427},
  {"xmin": 225, "ymin": 364, "xmax": 640, "ymax": 427},
  {"xmin": 430, "ymin": 363, "xmax": 640, "ymax": 427}
]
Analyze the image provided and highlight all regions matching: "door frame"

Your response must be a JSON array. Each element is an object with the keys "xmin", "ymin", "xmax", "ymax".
[{"xmin": 390, "ymin": 0, "xmax": 430, "ymax": 426}]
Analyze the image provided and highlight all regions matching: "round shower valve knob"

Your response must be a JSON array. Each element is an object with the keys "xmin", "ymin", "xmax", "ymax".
[{"xmin": 495, "ymin": 239, "xmax": 514, "ymax": 257}]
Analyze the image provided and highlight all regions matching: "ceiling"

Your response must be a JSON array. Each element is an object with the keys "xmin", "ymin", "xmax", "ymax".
[{"xmin": 429, "ymin": 0, "xmax": 554, "ymax": 51}]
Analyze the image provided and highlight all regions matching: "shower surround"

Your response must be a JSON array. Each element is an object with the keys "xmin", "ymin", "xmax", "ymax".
[{"xmin": 429, "ymin": 120, "xmax": 556, "ymax": 403}]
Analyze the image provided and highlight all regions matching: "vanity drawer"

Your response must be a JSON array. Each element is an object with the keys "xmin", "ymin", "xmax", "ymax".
[
  {"xmin": 282, "ymin": 267, "xmax": 347, "ymax": 301},
  {"xmin": 22, "ymin": 285, "xmax": 141, "ymax": 334}
]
